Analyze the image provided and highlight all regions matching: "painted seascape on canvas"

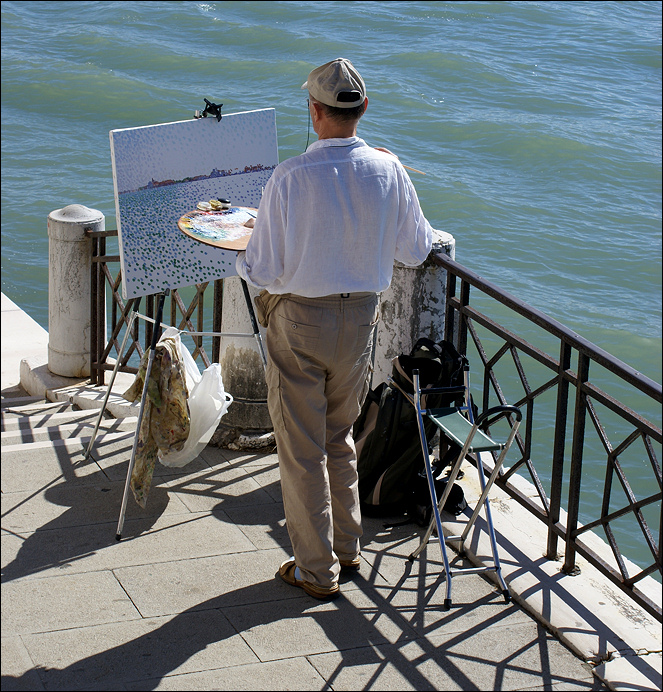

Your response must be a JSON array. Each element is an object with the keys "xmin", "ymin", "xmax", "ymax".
[{"xmin": 110, "ymin": 108, "xmax": 278, "ymax": 299}]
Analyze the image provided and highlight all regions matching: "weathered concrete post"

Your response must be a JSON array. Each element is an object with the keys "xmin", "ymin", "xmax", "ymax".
[
  {"xmin": 47, "ymin": 204, "xmax": 104, "ymax": 378},
  {"xmin": 212, "ymin": 228, "xmax": 455, "ymax": 446},
  {"xmin": 213, "ymin": 279, "xmax": 270, "ymax": 446},
  {"xmin": 372, "ymin": 228, "xmax": 455, "ymax": 384}
]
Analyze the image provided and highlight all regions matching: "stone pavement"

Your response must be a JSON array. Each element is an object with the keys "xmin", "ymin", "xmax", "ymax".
[
  {"xmin": 1, "ymin": 394, "xmax": 604, "ymax": 692},
  {"xmin": 1, "ymin": 293, "xmax": 659, "ymax": 690}
]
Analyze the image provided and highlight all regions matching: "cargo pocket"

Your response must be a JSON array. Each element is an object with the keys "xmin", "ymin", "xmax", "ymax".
[{"xmin": 265, "ymin": 364, "xmax": 286, "ymax": 432}]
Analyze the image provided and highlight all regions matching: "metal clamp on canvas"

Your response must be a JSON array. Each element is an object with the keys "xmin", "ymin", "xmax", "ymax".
[{"xmin": 194, "ymin": 98, "xmax": 223, "ymax": 121}]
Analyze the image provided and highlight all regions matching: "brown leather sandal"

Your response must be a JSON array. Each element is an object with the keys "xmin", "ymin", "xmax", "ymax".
[{"xmin": 278, "ymin": 558, "xmax": 340, "ymax": 601}]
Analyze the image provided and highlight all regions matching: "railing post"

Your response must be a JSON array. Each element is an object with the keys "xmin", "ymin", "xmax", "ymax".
[
  {"xmin": 213, "ymin": 279, "xmax": 224, "ymax": 363},
  {"xmin": 93, "ymin": 234, "xmax": 107, "ymax": 385},
  {"xmin": 444, "ymin": 270, "xmax": 457, "ymax": 344},
  {"xmin": 548, "ymin": 340, "xmax": 572, "ymax": 559},
  {"xmin": 48, "ymin": 204, "xmax": 104, "ymax": 378},
  {"xmin": 458, "ymin": 278, "xmax": 471, "ymax": 357},
  {"xmin": 90, "ymin": 233, "xmax": 99, "ymax": 386},
  {"xmin": 563, "ymin": 351, "xmax": 591, "ymax": 574}
]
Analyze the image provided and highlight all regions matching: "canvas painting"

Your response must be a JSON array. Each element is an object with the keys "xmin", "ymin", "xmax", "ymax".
[{"xmin": 110, "ymin": 108, "xmax": 278, "ymax": 299}]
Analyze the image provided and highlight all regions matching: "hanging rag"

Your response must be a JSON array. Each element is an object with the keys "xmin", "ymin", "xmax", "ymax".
[
  {"xmin": 123, "ymin": 331, "xmax": 190, "ymax": 508},
  {"xmin": 158, "ymin": 331, "xmax": 233, "ymax": 469}
]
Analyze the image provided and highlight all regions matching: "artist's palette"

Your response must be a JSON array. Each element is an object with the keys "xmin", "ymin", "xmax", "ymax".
[{"xmin": 178, "ymin": 206, "xmax": 257, "ymax": 250}]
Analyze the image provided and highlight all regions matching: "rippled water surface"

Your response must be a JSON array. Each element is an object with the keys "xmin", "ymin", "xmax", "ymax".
[{"xmin": 2, "ymin": 1, "xmax": 661, "ymax": 571}]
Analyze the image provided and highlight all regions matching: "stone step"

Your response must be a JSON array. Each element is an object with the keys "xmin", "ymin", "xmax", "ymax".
[
  {"xmin": 0, "ymin": 399, "xmax": 74, "ymax": 421},
  {"xmin": 1, "ymin": 417, "xmax": 138, "ymax": 446},
  {"xmin": 0, "ymin": 394, "xmax": 43, "ymax": 406},
  {"xmin": 1, "ymin": 407, "xmax": 110, "ymax": 432},
  {"xmin": 1, "ymin": 429, "xmax": 136, "ymax": 455}
]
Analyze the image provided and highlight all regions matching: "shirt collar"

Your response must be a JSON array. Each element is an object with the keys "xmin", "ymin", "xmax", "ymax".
[{"xmin": 306, "ymin": 136, "xmax": 364, "ymax": 152}]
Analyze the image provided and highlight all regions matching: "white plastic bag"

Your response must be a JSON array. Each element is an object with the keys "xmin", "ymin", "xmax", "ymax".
[{"xmin": 158, "ymin": 327, "xmax": 233, "ymax": 468}]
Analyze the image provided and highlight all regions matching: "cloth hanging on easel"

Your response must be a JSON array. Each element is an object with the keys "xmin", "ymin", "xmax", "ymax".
[
  {"xmin": 158, "ymin": 328, "xmax": 233, "ymax": 469},
  {"xmin": 123, "ymin": 331, "xmax": 190, "ymax": 508}
]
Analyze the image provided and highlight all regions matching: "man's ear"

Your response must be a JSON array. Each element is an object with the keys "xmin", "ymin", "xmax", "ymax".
[{"xmin": 310, "ymin": 100, "xmax": 324, "ymax": 121}]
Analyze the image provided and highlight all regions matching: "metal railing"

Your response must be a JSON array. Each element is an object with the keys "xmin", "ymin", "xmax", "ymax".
[
  {"xmin": 87, "ymin": 230, "xmax": 661, "ymax": 620},
  {"xmin": 88, "ymin": 228, "xmax": 223, "ymax": 386},
  {"xmin": 434, "ymin": 252, "xmax": 662, "ymax": 621}
]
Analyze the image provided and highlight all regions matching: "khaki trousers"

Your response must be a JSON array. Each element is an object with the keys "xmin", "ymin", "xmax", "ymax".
[{"xmin": 265, "ymin": 292, "xmax": 379, "ymax": 587}]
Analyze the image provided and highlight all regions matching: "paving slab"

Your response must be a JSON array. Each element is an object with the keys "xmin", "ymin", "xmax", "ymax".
[
  {"xmin": 594, "ymin": 652, "xmax": 662, "ymax": 692},
  {"xmin": 113, "ymin": 549, "xmax": 294, "ymax": 618},
  {"xmin": 162, "ymin": 463, "xmax": 277, "ymax": 513},
  {"xmin": 445, "ymin": 470, "xmax": 662, "ymax": 662},
  {"xmin": 0, "ymin": 637, "xmax": 47, "ymax": 692},
  {"xmin": 240, "ymin": 459, "xmax": 284, "ymax": 503},
  {"xmin": 222, "ymin": 588, "xmax": 418, "ymax": 663},
  {"xmin": 425, "ymin": 619, "xmax": 598, "ymax": 691},
  {"xmin": 0, "ymin": 500, "xmax": 213, "ymax": 584},
  {"xmin": 91, "ymin": 439, "xmax": 214, "ymax": 482},
  {"xmin": 123, "ymin": 657, "xmax": 327, "ymax": 691},
  {"xmin": 0, "ymin": 439, "xmax": 112, "ymax": 493},
  {"xmin": 1, "ymin": 509, "xmax": 254, "ymax": 584},
  {"xmin": 1, "ymin": 570, "xmax": 142, "ymax": 635},
  {"xmin": 1, "ymin": 477, "xmax": 189, "ymax": 535},
  {"xmin": 307, "ymin": 641, "xmax": 453, "ymax": 692},
  {"xmin": 2, "ymin": 303, "xmax": 644, "ymax": 691},
  {"xmin": 308, "ymin": 623, "xmax": 600, "ymax": 692},
  {"xmin": 16, "ymin": 609, "xmax": 259, "ymax": 691},
  {"xmin": 223, "ymin": 501, "xmax": 290, "ymax": 551},
  {"xmin": 210, "ymin": 446, "xmax": 278, "ymax": 469}
]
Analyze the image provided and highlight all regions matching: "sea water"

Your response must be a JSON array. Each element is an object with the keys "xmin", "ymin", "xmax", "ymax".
[{"xmin": 1, "ymin": 1, "xmax": 660, "ymax": 573}]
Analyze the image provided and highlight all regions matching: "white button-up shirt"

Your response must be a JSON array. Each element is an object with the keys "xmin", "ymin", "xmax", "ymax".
[{"xmin": 236, "ymin": 137, "xmax": 433, "ymax": 297}]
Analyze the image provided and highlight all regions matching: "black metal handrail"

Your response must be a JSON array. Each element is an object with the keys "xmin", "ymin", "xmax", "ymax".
[
  {"xmin": 87, "ymin": 228, "xmax": 224, "ymax": 386},
  {"xmin": 434, "ymin": 252, "xmax": 661, "ymax": 621}
]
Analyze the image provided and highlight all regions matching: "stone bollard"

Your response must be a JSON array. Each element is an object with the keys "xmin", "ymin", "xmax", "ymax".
[
  {"xmin": 211, "ymin": 229, "xmax": 455, "ymax": 446},
  {"xmin": 47, "ymin": 204, "xmax": 104, "ymax": 378},
  {"xmin": 212, "ymin": 278, "xmax": 270, "ymax": 447}
]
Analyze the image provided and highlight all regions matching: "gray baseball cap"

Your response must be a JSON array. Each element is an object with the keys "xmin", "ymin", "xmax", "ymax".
[{"xmin": 301, "ymin": 58, "xmax": 366, "ymax": 108}]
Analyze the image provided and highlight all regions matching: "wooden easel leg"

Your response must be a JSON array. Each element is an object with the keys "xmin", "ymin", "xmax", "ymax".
[{"xmin": 116, "ymin": 290, "xmax": 169, "ymax": 541}]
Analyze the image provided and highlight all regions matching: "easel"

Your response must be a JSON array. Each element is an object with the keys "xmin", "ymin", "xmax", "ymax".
[{"xmin": 83, "ymin": 279, "xmax": 266, "ymax": 540}]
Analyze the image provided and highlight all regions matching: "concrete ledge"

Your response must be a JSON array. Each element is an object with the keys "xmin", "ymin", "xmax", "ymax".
[
  {"xmin": 594, "ymin": 652, "xmax": 663, "ymax": 692},
  {"xmin": 19, "ymin": 354, "xmax": 138, "ymax": 418},
  {"xmin": 3, "ymin": 293, "xmax": 135, "ymax": 417},
  {"xmin": 439, "ymin": 457, "xmax": 662, "ymax": 692},
  {"xmin": 2, "ymin": 294, "xmax": 49, "ymax": 392}
]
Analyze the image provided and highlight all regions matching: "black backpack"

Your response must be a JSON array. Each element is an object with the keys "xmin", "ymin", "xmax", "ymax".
[{"xmin": 354, "ymin": 338, "xmax": 469, "ymax": 525}]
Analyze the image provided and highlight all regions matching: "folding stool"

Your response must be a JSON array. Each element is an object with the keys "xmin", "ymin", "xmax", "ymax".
[{"xmin": 407, "ymin": 366, "xmax": 522, "ymax": 609}]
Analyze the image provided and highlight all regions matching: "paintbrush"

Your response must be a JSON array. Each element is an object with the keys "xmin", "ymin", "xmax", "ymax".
[
  {"xmin": 402, "ymin": 164, "xmax": 426, "ymax": 175},
  {"xmin": 373, "ymin": 146, "xmax": 426, "ymax": 175}
]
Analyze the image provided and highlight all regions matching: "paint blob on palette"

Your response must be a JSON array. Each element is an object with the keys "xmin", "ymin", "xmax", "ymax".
[
  {"xmin": 110, "ymin": 109, "xmax": 278, "ymax": 298},
  {"xmin": 178, "ymin": 207, "xmax": 257, "ymax": 251}
]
